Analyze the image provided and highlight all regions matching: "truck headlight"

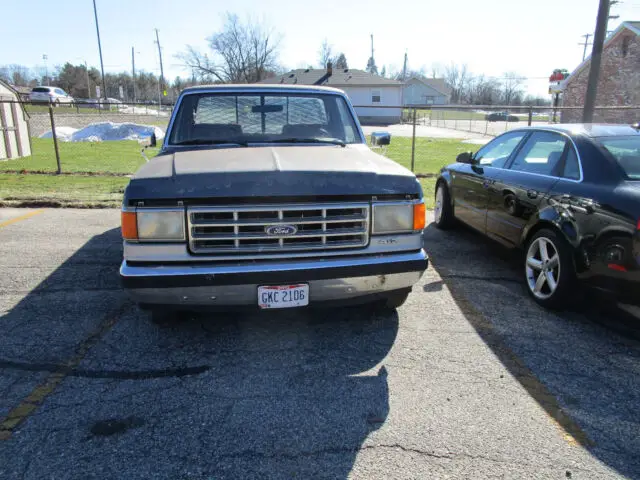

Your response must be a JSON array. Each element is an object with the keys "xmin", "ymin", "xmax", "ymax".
[
  {"xmin": 121, "ymin": 209, "xmax": 185, "ymax": 241},
  {"xmin": 372, "ymin": 202, "xmax": 426, "ymax": 234}
]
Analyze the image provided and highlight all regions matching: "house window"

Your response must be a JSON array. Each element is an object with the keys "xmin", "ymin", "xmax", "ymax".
[
  {"xmin": 622, "ymin": 36, "xmax": 631, "ymax": 57},
  {"xmin": 371, "ymin": 90, "xmax": 381, "ymax": 103}
]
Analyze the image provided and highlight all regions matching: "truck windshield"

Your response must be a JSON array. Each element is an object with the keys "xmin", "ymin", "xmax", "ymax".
[
  {"xmin": 168, "ymin": 92, "xmax": 361, "ymax": 146},
  {"xmin": 598, "ymin": 136, "xmax": 640, "ymax": 179}
]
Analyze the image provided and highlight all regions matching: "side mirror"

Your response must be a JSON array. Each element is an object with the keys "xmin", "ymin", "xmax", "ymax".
[
  {"xmin": 371, "ymin": 131, "xmax": 391, "ymax": 146},
  {"xmin": 456, "ymin": 151, "xmax": 474, "ymax": 164},
  {"xmin": 139, "ymin": 133, "xmax": 157, "ymax": 148}
]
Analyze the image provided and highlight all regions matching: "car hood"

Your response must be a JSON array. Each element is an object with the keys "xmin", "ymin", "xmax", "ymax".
[{"xmin": 125, "ymin": 144, "xmax": 420, "ymax": 202}]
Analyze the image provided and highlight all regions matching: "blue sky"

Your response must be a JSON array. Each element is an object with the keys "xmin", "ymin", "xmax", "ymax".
[{"xmin": 1, "ymin": 0, "xmax": 639, "ymax": 96}]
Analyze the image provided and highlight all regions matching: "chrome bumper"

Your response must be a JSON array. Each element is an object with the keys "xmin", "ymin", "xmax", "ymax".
[{"xmin": 120, "ymin": 250, "xmax": 428, "ymax": 307}]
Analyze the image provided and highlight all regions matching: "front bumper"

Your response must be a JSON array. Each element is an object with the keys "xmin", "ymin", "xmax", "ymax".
[{"xmin": 120, "ymin": 250, "xmax": 428, "ymax": 307}]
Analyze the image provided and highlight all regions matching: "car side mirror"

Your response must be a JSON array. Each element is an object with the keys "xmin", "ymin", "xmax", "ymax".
[
  {"xmin": 456, "ymin": 151, "xmax": 474, "ymax": 164},
  {"xmin": 371, "ymin": 131, "xmax": 391, "ymax": 146},
  {"xmin": 139, "ymin": 133, "xmax": 157, "ymax": 148}
]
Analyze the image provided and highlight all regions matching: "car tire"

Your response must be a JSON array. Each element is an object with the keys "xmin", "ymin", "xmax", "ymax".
[
  {"xmin": 524, "ymin": 228, "xmax": 575, "ymax": 309},
  {"xmin": 434, "ymin": 182, "xmax": 455, "ymax": 230},
  {"xmin": 384, "ymin": 290, "xmax": 410, "ymax": 309}
]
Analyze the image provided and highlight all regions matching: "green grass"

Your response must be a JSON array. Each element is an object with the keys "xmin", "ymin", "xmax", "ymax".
[
  {"xmin": 381, "ymin": 137, "xmax": 472, "ymax": 174},
  {"xmin": 419, "ymin": 178, "xmax": 436, "ymax": 210},
  {"xmin": 0, "ymin": 139, "xmax": 159, "ymax": 174},
  {"xmin": 1, "ymin": 137, "xmax": 466, "ymax": 208},
  {"xmin": 0, "ymin": 173, "xmax": 130, "ymax": 206}
]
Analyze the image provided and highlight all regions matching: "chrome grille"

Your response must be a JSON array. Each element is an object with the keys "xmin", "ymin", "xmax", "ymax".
[{"xmin": 188, "ymin": 203, "xmax": 370, "ymax": 254}]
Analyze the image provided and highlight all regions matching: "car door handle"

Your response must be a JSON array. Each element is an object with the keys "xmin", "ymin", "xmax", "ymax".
[
  {"xmin": 482, "ymin": 180, "xmax": 495, "ymax": 189},
  {"xmin": 527, "ymin": 189, "xmax": 539, "ymax": 199}
]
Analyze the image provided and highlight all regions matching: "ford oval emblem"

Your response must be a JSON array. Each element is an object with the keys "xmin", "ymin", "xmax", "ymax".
[{"xmin": 265, "ymin": 224, "xmax": 298, "ymax": 236}]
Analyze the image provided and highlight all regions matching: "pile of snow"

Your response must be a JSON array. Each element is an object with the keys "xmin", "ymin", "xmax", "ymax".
[
  {"xmin": 121, "ymin": 105, "xmax": 169, "ymax": 116},
  {"xmin": 40, "ymin": 122, "xmax": 165, "ymax": 142}
]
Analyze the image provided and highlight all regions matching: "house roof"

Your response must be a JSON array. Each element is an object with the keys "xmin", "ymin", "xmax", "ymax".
[
  {"xmin": 564, "ymin": 21, "xmax": 640, "ymax": 87},
  {"xmin": 405, "ymin": 77, "xmax": 452, "ymax": 96},
  {"xmin": 257, "ymin": 69, "xmax": 402, "ymax": 87}
]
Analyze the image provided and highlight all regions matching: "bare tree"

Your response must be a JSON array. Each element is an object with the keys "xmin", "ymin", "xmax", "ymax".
[
  {"xmin": 318, "ymin": 39, "xmax": 334, "ymax": 68},
  {"xmin": 178, "ymin": 13, "xmax": 281, "ymax": 84},
  {"xmin": 429, "ymin": 62, "xmax": 444, "ymax": 79},
  {"xmin": 444, "ymin": 63, "xmax": 469, "ymax": 104},
  {"xmin": 500, "ymin": 72, "xmax": 524, "ymax": 105}
]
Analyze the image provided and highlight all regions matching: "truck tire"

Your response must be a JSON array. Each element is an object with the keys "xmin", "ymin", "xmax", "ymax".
[{"xmin": 384, "ymin": 289, "xmax": 410, "ymax": 309}]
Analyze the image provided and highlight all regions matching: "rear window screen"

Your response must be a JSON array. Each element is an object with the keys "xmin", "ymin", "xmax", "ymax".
[
  {"xmin": 32, "ymin": 87, "xmax": 50, "ymax": 93},
  {"xmin": 599, "ymin": 136, "xmax": 640, "ymax": 179}
]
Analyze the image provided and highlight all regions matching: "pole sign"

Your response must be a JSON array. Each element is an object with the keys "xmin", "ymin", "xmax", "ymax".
[
  {"xmin": 119, "ymin": 85, "xmax": 124, "ymax": 99},
  {"xmin": 95, "ymin": 86, "xmax": 101, "ymax": 99},
  {"xmin": 549, "ymin": 69, "xmax": 570, "ymax": 94}
]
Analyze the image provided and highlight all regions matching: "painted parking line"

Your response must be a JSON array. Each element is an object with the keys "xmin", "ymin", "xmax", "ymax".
[
  {"xmin": 0, "ymin": 302, "xmax": 130, "ymax": 441},
  {"xmin": 0, "ymin": 210, "xmax": 44, "ymax": 229}
]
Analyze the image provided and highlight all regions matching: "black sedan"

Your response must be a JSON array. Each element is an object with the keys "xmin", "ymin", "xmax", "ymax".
[
  {"xmin": 434, "ymin": 124, "xmax": 640, "ymax": 309},
  {"xmin": 485, "ymin": 111, "xmax": 520, "ymax": 122}
]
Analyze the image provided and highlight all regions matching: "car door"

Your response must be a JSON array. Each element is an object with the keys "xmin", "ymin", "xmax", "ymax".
[
  {"xmin": 485, "ymin": 131, "xmax": 569, "ymax": 247},
  {"xmin": 451, "ymin": 131, "xmax": 527, "ymax": 232}
]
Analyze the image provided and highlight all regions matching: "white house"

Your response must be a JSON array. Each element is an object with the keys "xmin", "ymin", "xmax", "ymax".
[
  {"xmin": 258, "ymin": 66, "xmax": 403, "ymax": 125},
  {"xmin": 403, "ymin": 77, "xmax": 451, "ymax": 106}
]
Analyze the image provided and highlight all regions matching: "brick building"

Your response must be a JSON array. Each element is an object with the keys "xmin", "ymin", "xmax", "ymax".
[{"xmin": 561, "ymin": 21, "xmax": 640, "ymax": 123}]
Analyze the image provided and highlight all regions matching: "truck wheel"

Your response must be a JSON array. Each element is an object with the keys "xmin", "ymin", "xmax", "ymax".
[
  {"xmin": 384, "ymin": 290, "xmax": 410, "ymax": 309},
  {"xmin": 434, "ymin": 182, "xmax": 455, "ymax": 229},
  {"xmin": 524, "ymin": 228, "xmax": 575, "ymax": 309}
]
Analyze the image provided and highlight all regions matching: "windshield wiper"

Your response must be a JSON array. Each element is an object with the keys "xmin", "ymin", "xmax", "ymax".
[
  {"xmin": 268, "ymin": 137, "xmax": 346, "ymax": 147},
  {"xmin": 173, "ymin": 139, "xmax": 248, "ymax": 146}
]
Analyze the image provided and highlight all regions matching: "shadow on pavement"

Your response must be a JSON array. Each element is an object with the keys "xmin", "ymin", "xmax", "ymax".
[
  {"xmin": 423, "ymin": 222, "xmax": 640, "ymax": 479},
  {"xmin": 0, "ymin": 227, "xmax": 397, "ymax": 479}
]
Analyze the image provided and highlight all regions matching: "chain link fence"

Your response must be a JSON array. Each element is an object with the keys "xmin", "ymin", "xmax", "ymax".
[{"xmin": 0, "ymin": 101, "xmax": 172, "ymax": 175}]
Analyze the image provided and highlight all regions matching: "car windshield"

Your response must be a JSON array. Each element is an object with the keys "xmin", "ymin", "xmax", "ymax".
[
  {"xmin": 168, "ymin": 92, "xmax": 360, "ymax": 146},
  {"xmin": 598, "ymin": 136, "xmax": 640, "ymax": 179}
]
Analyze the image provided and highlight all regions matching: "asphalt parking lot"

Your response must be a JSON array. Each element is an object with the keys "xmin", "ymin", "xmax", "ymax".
[{"xmin": 1, "ymin": 208, "xmax": 640, "ymax": 479}]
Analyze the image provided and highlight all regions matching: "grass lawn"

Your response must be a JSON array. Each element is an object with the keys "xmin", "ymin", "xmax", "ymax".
[
  {"xmin": 0, "ymin": 173, "xmax": 129, "ymax": 207},
  {"xmin": 1, "ymin": 137, "xmax": 466, "ymax": 207},
  {"xmin": 381, "ymin": 137, "xmax": 472, "ymax": 174},
  {"xmin": 0, "ymin": 138, "xmax": 159, "ymax": 174}
]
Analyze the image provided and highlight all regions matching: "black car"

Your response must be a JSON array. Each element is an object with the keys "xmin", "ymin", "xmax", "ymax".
[
  {"xmin": 485, "ymin": 111, "xmax": 520, "ymax": 122},
  {"xmin": 434, "ymin": 124, "xmax": 640, "ymax": 309}
]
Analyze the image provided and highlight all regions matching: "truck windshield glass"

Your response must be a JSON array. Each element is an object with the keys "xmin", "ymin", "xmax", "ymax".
[
  {"xmin": 168, "ymin": 92, "xmax": 361, "ymax": 145},
  {"xmin": 598, "ymin": 136, "xmax": 640, "ymax": 179}
]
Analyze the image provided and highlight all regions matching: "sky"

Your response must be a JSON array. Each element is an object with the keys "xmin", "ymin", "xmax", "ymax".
[{"xmin": 1, "ymin": 0, "xmax": 639, "ymax": 97}]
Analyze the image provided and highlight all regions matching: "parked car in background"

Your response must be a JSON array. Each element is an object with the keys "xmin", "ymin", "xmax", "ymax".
[
  {"xmin": 486, "ymin": 111, "xmax": 519, "ymax": 122},
  {"xmin": 434, "ymin": 124, "xmax": 640, "ymax": 309},
  {"xmin": 119, "ymin": 84, "xmax": 429, "ymax": 322},
  {"xmin": 29, "ymin": 87, "xmax": 74, "ymax": 105}
]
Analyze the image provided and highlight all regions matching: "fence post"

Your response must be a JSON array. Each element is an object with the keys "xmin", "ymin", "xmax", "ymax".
[
  {"xmin": 411, "ymin": 108, "xmax": 417, "ymax": 173},
  {"xmin": 528, "ymin": 106, "xmax": 533, "ymax": 126},
  {"xmin": 49, "ymin": 106, "xmax": 62, "ymax": 174}
]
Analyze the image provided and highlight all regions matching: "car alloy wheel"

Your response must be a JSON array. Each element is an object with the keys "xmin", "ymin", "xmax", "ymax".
[{"xmin": 525, "ymin": 237, "xmax": 561, "ymax": 300}]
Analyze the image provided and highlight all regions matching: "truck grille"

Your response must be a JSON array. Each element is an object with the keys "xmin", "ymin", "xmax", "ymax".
[{"xmin": 188, "ymin": 203, "xmax": 370, "ymax": 254}]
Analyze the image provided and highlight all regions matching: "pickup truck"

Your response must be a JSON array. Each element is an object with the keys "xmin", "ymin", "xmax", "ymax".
[{"xmin": 119, "ymin": 84, "xmax": 428, "ymax": 321}]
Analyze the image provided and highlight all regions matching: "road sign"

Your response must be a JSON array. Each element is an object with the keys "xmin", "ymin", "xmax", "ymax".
[{"xmin": 95, "ymin": 86, "xmax": 101, "ymax": 98}]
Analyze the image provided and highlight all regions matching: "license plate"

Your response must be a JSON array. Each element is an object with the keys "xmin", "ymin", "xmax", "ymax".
[{"xmin": 258, "ymin": 284, "xmax": 309, "ymax": 309}]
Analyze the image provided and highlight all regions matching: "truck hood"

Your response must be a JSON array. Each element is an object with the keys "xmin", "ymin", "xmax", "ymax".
[{"xmin": 125, "ymin": 144, "xmax": 421, "ymax": 202}]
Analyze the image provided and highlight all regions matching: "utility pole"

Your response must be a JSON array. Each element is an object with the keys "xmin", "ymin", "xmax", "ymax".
[
  {"xmin": 131, "ymin": 47, "xmax": 136, "ymax": 103},
  {"xmin": 402, "ymin": 50, "xmax": 408, "ymax": 82},
  {"xmin": 92, "ymin": 0, "xmax": 107, "ymax": 100},
  {"xmin": 155, "ymin": 28, "xmax": 165, "ymax": 104},
  {"xmin": 370, "ymin": 34, "xmax": 374, "ymax": 64},
  {"xmin": 579, "ymin": 33, "xmax": 593, "ymax": 61},
  {"xmin": 42, "ymin": 54, "xmax": 48, "ymax": 84},
  {"xmin": 583, "ymin": 0, "xmax": 610, "ymax": 123}
]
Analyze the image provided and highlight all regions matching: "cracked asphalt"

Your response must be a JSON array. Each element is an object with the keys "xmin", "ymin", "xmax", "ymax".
[{"xmin": 1, "ymin": 208, "xmax": 639, "ymax": 479}]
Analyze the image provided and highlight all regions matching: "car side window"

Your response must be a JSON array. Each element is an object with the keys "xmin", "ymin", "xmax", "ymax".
[
  {"xmin": 508, "ymin": 131, "xmax": 567, "ymax": 177},
  {"xmin": 562, "ymin": 145, "xmax": 581, "ymax": 180},
  {"xmin": 474, "ymin": 131, "xmax": 526, "ymax": 169},
  {"xmin": 55, "ymin": 89, "xmax": 65, "ymax": 95}
]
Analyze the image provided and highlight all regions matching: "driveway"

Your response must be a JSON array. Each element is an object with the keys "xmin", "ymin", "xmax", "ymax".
[{"xmin": 0, "ymin": 209, "xmax": 639, "ymax": 479}]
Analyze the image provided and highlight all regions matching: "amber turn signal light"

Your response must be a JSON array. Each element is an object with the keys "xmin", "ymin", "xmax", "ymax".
[
  {"xmin": 413, "ymin": 203, "xmax": 426, "ymax": 231},
  {"xmin": 121, "ymin": 211, "xmax": 138, "ymax": 240}
]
